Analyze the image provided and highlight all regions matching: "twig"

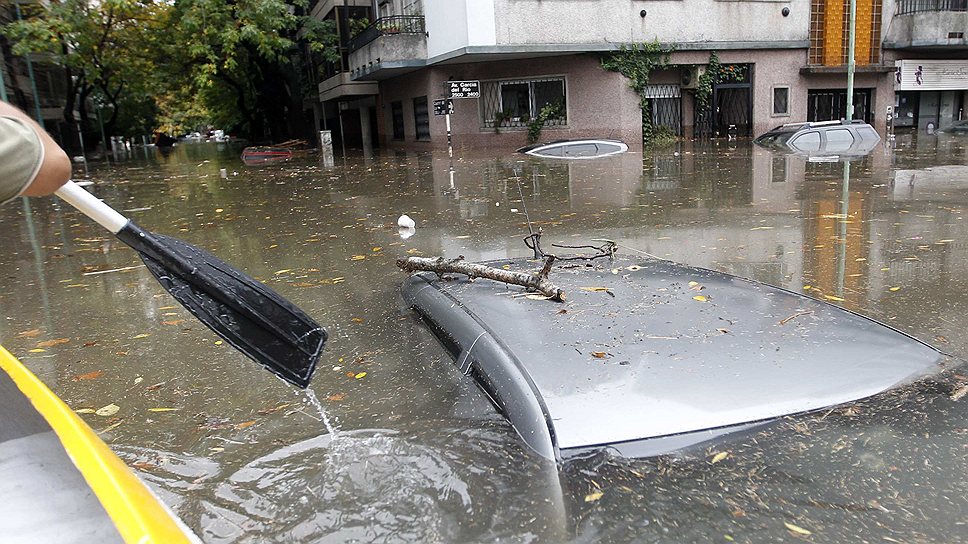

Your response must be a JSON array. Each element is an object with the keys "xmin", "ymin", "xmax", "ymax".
[
  {"xmin": 778, "ymin": 310, "xmax": 813, "ymax": 326},
  {"xmin": 397, "ymin": 256, "xmax": 566, "ymax": 301}
]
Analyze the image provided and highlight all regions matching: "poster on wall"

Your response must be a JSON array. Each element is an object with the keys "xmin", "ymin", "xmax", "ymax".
[{"xmin": 894, "ymin": 60, "xmax": 968, "ymax": 92}]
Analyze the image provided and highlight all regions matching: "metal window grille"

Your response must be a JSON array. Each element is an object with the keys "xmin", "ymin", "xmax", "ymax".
[
  {"xmin": 479, "ymin": 77, "xmax": 567, "ymax": 129},
  {"xmin": 896, "ymin": 0, "xmax": 967, "ymax": 13},
  {"xmin": 809, "ymin": 0, "xmax": 825, "ymax": 64},
  {"xmin": 643, "ymin": 85, "xmax": 682, "ymax": 137}
]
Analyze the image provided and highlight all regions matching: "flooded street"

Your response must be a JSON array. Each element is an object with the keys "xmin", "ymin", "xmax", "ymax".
[{"xmin": 1, "ymin": 137, "xmax": 967, "ymax": 543}]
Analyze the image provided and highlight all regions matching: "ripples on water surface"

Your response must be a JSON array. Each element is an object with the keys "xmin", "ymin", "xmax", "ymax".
[{"xmin": 0, "ymin": 135, "xmax": 966, "ymax": 542}]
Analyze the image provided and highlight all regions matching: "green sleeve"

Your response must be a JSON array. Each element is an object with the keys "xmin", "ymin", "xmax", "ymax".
[{"xmin": 0, "ymin": 115, "xmax": 44, "ymax": 204}]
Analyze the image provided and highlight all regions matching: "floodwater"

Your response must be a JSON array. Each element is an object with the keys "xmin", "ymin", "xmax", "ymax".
[{"xmin": 1, "ymin": 135, "xmax": 967, "ymax": 543}]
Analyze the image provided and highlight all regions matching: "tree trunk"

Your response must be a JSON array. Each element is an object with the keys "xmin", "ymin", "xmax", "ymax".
[{"xmin": 397, "ymin": 256, "xmax": 565, "ymax": 302}]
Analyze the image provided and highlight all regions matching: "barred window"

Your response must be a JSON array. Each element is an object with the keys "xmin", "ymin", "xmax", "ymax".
[{"xmin": 480, "ymin": 77, "xmax": 567, "ymax": 129}]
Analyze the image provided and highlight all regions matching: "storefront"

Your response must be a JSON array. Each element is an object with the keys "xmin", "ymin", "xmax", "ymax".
[{"xmin": 894, "ymin": 59, "xmax": 968, "ymax": 132}]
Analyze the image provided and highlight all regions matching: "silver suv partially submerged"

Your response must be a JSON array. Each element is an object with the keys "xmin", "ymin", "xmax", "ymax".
[{"xmin": 754, "ymin": 120, "xmax": 881, "ymax": 159}]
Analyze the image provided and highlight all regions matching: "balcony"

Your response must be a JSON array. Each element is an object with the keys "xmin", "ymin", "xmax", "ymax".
[
  {"xmin": 347, "ymin": 16, "xmax": 427, "ymax": 80},
  {"xmin": 886, "ymin": 0, "xmax": 968, "ymax": 49}
]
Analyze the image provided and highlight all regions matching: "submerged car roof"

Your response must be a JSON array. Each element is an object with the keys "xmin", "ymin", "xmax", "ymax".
[{"xmin": 402, "ymin": 255, "xmax": 945, "ymax": 460}]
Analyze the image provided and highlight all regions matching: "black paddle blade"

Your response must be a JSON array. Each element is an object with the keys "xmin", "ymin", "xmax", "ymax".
[{"xmin": 117, "ymin": 224, "xmax": 325, "ymax": 388}]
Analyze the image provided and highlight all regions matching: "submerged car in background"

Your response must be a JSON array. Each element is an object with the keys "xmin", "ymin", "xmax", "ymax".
[
  {"xmin": 401, "ymin": 255, "xmax": 946, "ymax": 461},
  {"xmin": 518, "ymin": 139, "xmax": 628, "ymax": 159},
  {"xmin": 754, "ymin": 120, "xmax": 881, "ymax": 160}
]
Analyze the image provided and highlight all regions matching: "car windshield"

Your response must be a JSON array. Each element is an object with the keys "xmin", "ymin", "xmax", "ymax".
[{"xmin": 753, "ymin": 127, "xmax": 799, "ymax": 146}]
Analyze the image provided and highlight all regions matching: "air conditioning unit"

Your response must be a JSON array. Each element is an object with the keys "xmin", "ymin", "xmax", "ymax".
[{"xmin": 681, "ymin": 65, "xmax": 707, "ymax": 90}]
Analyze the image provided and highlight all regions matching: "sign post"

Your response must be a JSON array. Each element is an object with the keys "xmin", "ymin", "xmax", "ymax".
[{"xmin": 441, "ymin": 81, "xmax": 480, "ymax": 158}]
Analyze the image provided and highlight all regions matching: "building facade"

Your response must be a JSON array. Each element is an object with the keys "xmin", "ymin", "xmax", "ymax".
[{"xmin": 308, "ymin": 0, "xmax": 966, "ymax": 151}]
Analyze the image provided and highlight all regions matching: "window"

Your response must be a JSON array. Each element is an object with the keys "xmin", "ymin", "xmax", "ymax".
[
  {"xmin": 790, "ymin": 131, "xmax": 821, "ymax": 152},
  {"xmin": 413, "ymin": 96, "xmax": 430, "ymax": 140},
  {"xmin": 825, "ymin": 128, "xmax": 854, "ymax": 151},
  {"xmin": 480, "ymin": 77, "xmax": 567, "ymax": 129},
  {"xmin": 391, "ymin": 101, "xmax": 404, "ymax": 140},
  {"xmin": 772, "ymin": 87, "xmax": 790, "ymax": 116},
  {"xmin": 857, "ymin": 126, "xmax": 879, "ymax": 141}
]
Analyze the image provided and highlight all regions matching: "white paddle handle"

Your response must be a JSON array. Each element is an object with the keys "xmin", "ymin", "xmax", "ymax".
[{"xmin": 55, "ymin": 181, "xmax": 129, "ymax": 234}]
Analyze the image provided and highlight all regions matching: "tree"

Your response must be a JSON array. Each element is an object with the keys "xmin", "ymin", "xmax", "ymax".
[
  {"xmin": 3, "ymin": 0, "xmax": 167, "ymax": 148},
  {"xmin": 4, "ymin": 0, "xmax": 339, "ymax": 146},
  {"xmin": 166, "ymin": 0, "xmax": 339, "ymax": 141}
]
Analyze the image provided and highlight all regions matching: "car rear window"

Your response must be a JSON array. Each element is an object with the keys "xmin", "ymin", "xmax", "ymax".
[{"xmin": 857, "ymin": 126, "xmax": 879, "ymax": 141}]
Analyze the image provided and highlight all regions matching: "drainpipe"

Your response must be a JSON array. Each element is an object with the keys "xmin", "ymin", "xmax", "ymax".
[{"xmin": 371, "ymin": 0, "xmax": 379, "ymax": 20}]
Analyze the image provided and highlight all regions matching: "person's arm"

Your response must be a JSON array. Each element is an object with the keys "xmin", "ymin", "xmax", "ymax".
[{"xmin": 0, "ymin": 101, "xmax": 71, "ymax": 201}]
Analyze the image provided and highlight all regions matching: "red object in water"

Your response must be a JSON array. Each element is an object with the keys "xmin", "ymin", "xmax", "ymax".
[{"xmin": 241, "ymin": 147, "xmax": 293, "ymax": 165}]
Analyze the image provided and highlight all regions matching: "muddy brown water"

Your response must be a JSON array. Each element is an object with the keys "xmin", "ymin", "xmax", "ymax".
[{"xmin": 1, "ymin": 135, "xmax": 966, "ymax": 543}]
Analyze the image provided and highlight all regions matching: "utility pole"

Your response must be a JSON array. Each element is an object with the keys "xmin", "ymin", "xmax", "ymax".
[{"xmin": 846, "ymin": 0, "xmax": 856, "ymax": 121}]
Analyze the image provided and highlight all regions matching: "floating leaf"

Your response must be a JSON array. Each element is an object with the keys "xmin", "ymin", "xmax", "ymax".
[
  {"xmin": 784, "ymin": 522, "xmax": 812, "ymax": 536},
  {"xmin": 162, "ymin": 320, "xmax": 185, "ymax": 326},
  {"xmin": 72, "ymin": 371, "xmax": 103, "ymax": 381},
  {"xmin": 131, "ymin": 333, "xmax": 150, "ymax": 339},
  {"xmin": 95, "ymin": 403, "xmax": 120, "ymax": 417},
  {"xmin": 688, "ymin": 281, "xmax": 699, "ymax": 287},
  {"xmin": 584, "ymin": 491, "xmax": 604, "ymax": 503},
  {"xmin": 134, "ymin": 377, "xmax": 143, "ymax": 385},
  {"xmin": 36, "ymin": 338, "xmax": 70, "ymax": 348},
  {"xmin": 17, "ymin": 329, "xmax": 41, "ymax": 338},
  {"xmin": 354, "ymin": 372, "xmax": 367, "ymax": 379},
  {"xmin": 823, "ymin": 295, "xmax": 845, "ymax": 302},
  {"xmin": 29, "ymin": 348, "xmax": 46, "ymax": 353},
  {"xmin": 328, "ymin": 393, "xmax": 346, "ymax": 401},
  {"xmin": 372, "ymin": 247, "xmax": 382, "ymax": 252},
  {"xmin": 693, "ymin": 295, "xmax": 707, "ymax": 302},
  {"xmin": 351, "ymin": 317, "xmax": 364, "ymax": 323},
  {"xmin": 235, "ymin": 420, "xmax": 257, "ymax": 430},
  {"xmin": 350, "ymin": 255, "xmax": 366, "ymax": 261},
  {"xmin": 889, "ymin": 286, "xmax": 901, "ymax": 292},
  {"xmin": 710, "ymin": 451, "xmax": 729, "ymax": 464},
  {"xmin": 75, "ymin": 408, "xmax": 96, "ymax": 414},
  {"xmin": 591, "ymin": 352, "xmax": 608, "ymax": 359},
  {"xmin": 274, "ymin": 269, "xmax": 292, "ymax": 275},
  {"xmin": 148, "ymin": 407, "xmax": 178, "ymax": 412},
  {"xmin": 214, "ymin": 340, "xmax": 224, "ymax": 345}
]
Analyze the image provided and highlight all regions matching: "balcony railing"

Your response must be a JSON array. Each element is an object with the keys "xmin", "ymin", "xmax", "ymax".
[
  {"xmin": 347, "ymin": 15, "xmax": 425, "ymax": 53},
  {"xmin": 896, "ymin": 0, "xmax": 967, "ymax": 14}
]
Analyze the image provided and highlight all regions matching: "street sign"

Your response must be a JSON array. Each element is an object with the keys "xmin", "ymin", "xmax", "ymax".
[
  {"xmin": 433, "ymin": 98, "xmax": 454, "ymax": 116},
  {"xmin": 448, "ymin": 80, "xmax": 480, "ymax": 99}
]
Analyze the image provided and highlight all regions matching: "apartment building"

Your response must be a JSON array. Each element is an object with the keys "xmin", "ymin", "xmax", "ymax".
[
  {"xmin": 309, "ymin": 0, "xmax": 966, "ymax": 151},
  {"xmin": 884, "ymin": 0, "xmax": 968, "ymax": 132}
]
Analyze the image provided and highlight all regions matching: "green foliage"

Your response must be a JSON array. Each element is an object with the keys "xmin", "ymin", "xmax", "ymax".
[
  {"xmin": 348, "ymin": 17, "xmax": 370, "ymax": 38},
  {"xmin": 694, "ymin": 52, "xmax": 747, "ymax": 113},
  {"xmin": 601, "ymin": 41, "xmax": 673, "ymax": 145},
  {"xmin": 3, "ymin": 0, "xmax": 167, "ymax": 140},
  {"xmin": 526, "ymin": 102, "xmax": 564, "ymax": 144},
  {"xmin": 2, "ymin": 1, "xmax": 341, "ymax": 142}
]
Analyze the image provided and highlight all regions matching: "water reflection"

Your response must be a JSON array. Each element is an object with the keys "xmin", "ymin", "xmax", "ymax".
[{"xmin": 0, "ymin": 141, "xmax": 966, "ymax": 542}]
